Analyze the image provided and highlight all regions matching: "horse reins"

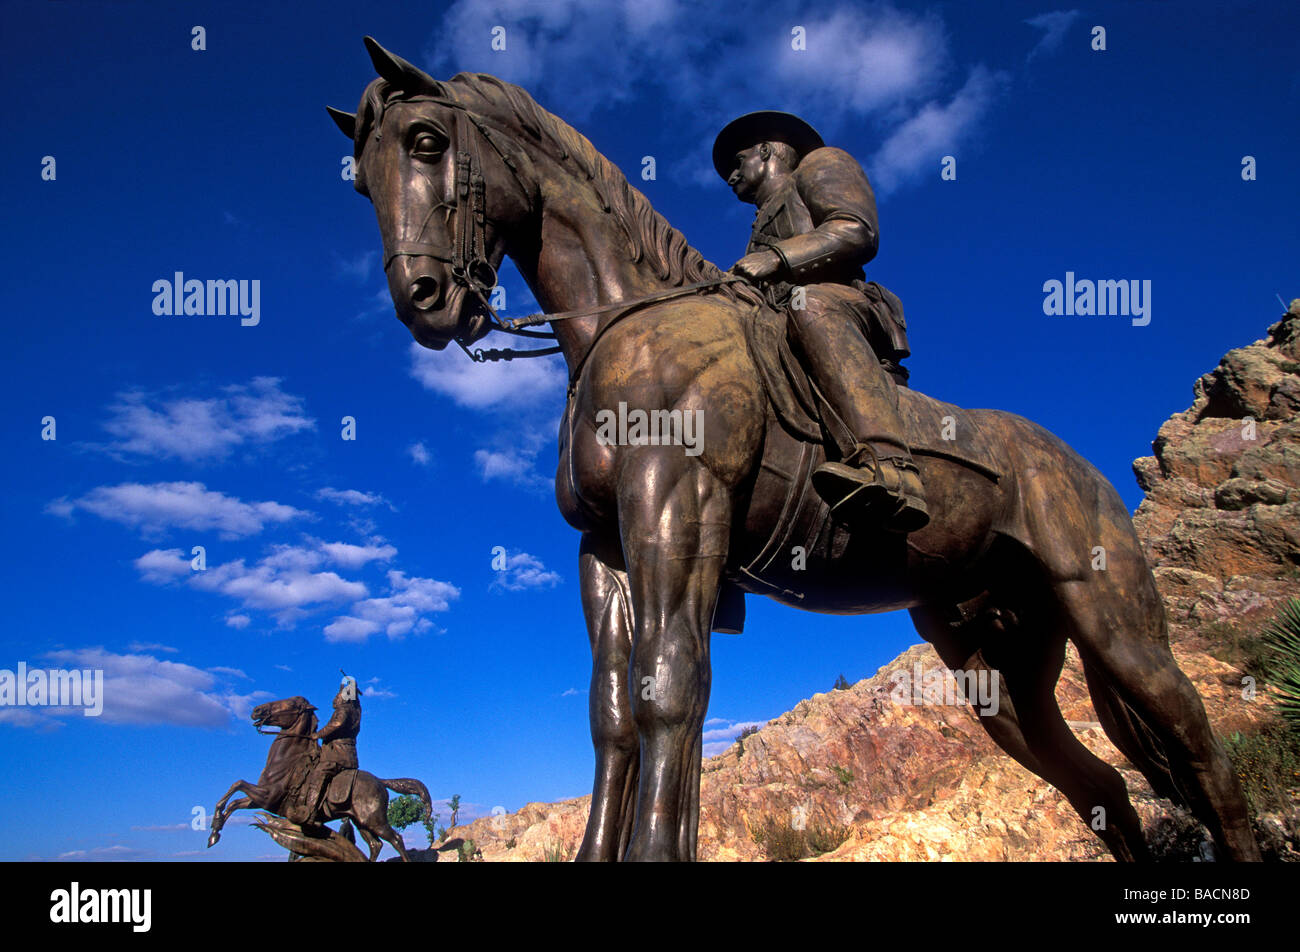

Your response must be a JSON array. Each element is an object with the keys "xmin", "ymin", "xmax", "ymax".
[{"xmin": 375, "ymin": 90, "xmax": 746, "ymax": 367}]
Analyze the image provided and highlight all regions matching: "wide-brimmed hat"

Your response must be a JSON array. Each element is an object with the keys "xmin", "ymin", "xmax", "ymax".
[{"xmin": 712, "ymin": 111, "xmax": 824, "ymax": 180}]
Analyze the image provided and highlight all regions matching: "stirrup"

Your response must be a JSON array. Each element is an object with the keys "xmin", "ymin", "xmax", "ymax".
[{"xmin": 812, "ymin": 443, "xmax": 930, "ymax": 532}]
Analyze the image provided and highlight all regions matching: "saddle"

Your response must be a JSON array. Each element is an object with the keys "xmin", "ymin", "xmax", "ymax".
[
  {"xmin": 282, "ymin": 749, "xmax": 357, "ymax": 825},
  {"xmin": 710, "ymin": 302, "xmax": 1005, "ymax": 634},
  {"xmin": 742, "ymin": 299, "xmax": 1003, "ymax": 480}
]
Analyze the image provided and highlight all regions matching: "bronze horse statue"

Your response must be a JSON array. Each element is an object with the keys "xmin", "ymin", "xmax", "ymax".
[
  {"xmin": 207, "ymin": 696, "xmax": 433, "ymax": 861},
  {"xmin": 329, "ymin": 38, "xmax": 1260, "ymax": 862}
]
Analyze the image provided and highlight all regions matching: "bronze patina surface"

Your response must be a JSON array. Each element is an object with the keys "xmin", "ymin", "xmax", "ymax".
[{"xmin": 330, "ymin": 38, "xmax": 1260, "ymax": 862}]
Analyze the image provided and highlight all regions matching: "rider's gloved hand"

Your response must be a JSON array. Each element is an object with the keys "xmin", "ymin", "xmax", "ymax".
[{"xmin": 729, "ymin": 249, "xmax": 782, "ymax": 282}]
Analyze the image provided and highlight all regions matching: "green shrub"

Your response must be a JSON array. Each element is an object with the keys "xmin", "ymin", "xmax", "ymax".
[
  {"xmin": 542, "ymin": 841, "xmax": 573, "ymax": 862},
  {"xmin": 749, "ymin": 815, "xmax": 852, "ymax": 861},
  {"xmin": 807, "ymin": 821, "xmax": 852, "ymax": 855},
  {"xmin": 1259, "ymin": 597, "xmax": 1300, "ymax": 732},
  {"xmin": 1205, "ymin": 619, "xmax": 1273, "ymax": 675},
  {"xmin": 737, "ymin": 724, "xmax": 759, "ymax": 757},
  {"xmin": 1222, "ymin": 724, "xmax": 1300, "ymax": 816},
  {"xmin": 750, "ymin": 816, "xmax": 807, "ymax": 861}
]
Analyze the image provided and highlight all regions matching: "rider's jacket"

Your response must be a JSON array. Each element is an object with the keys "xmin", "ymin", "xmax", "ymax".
[
  {"xmin": 746, "ymin": 147, "xmax": 877, "ymax": 288},
  {"xmin": 317, "ymin": 700, "xmax": 360, "ymax": 770},
  {"xmin": 746, "ymin": 147, "xmax": 908, "ymax": 358}
]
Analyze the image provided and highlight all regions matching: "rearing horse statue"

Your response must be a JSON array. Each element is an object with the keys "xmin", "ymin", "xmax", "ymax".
[{"xmin": 329, "ymin": 38, "xmax": 1259, "ymax": 862}]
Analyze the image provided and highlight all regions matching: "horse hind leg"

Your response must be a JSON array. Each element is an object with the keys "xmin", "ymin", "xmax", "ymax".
[
  {"xmin": 357, "ymin": 825, "xmax": 383, "ymax": 862},
  {"xmin": 997, "ymin": 621, "xmax": 1151, "ymax": 861},
  {"xmin": 363, "ymin": 787, "xmax": 411, "ymax": 862},
  {"xmin": 1055, "ymin": 573, "xmax": 1261, "ymax": 861},
  {"xmin": 912, "ymin": 599, "xmax": 1148, "ymax": 860}
]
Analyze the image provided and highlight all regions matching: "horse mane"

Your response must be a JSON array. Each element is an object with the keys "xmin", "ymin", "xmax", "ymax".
[{"xmin": 354, "ymin": 73, "xmax": 763, "ymax": 309}]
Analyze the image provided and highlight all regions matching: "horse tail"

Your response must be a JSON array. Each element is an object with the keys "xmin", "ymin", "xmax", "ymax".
[
  {"xmin": 1080, "ymin": 654, "xmax": 1189, "ymax": 808},
  {"xmin": 382, "ymin": 777, "xmax": 435, "ymax": 829}
]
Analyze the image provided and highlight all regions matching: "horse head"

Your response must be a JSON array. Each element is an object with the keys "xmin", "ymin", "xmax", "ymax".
[
  {"xmin": 328, "ymin": 38, "xmax": 535, "ymax": 352},
  {"xmin": 250, "ymin": 696, "xmax": 317, "ymax": 736}
]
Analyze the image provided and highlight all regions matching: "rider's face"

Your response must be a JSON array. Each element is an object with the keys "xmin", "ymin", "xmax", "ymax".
[{"xmin": 727, "ymin": 144, "xmax": 769, "ymax": 204}]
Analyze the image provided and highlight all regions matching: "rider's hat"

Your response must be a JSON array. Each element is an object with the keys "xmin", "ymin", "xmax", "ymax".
[{"xmin": 713, "ymin": 111, "xmax": 824, "ymax": 181}]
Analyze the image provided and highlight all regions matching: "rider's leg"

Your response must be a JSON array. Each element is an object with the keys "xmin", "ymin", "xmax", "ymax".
[{"xmin": 787, "ymin": 286, "xmax": 929, "ymax": 531}]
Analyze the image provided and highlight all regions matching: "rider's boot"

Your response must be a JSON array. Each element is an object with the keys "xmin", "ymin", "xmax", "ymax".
[
  {"xmin": 791, "ymin": 297, "xmax": 930, "ymax": 533},
  {"xmin": 812, "ymin": 441, "xmax": 930, "ymax": 533}
]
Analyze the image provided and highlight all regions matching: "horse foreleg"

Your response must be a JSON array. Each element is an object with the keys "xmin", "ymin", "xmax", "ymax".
[
  {"xmin": 208, "ymin": 783, "xmax": 259, "ymax": 847},
  {"xmin": 575, "ymin": 532, "xmax": 639, "ymax": 862},
  {"xmin": 620, "ymin": 454, "xmax": 729, "ymax": 862}
]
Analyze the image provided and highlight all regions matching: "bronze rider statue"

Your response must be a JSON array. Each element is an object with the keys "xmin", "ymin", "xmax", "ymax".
[{"xmin": 714, "ymin": 111, "xmax": 928, "ymax": 532}]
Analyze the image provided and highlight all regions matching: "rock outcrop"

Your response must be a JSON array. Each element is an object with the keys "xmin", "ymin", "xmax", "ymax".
[
  {"xmin": 1132, "ymin": 301, "xmax": 1300, "ymax": 656},
  {"xmin": 440, "ymin": 304, "xmax": 1300, "ymax": 861}
]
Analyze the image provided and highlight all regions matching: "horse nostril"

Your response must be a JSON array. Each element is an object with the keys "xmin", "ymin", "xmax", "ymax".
[{"xmin": 410, "ymin": 276, "xmax": 440, "ymax": 310}]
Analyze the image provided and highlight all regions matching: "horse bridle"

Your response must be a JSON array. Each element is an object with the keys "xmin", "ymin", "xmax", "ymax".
[
  {"xmin": 374, "ymin": 90, "xmax": 745, "ymax": 365},
  {"xmin": 375, "ymin": 92, "xmax": 561, "ymax": 361},
  {"xmin": 254, "ymin": 702, "xmax": 316, "ymax": 736}
]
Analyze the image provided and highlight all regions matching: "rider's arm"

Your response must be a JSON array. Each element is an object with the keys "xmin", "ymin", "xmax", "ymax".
[
  {"xmin": 768, "ymin": 147, "xmax": 879, "ymax": 281},
  {"xmin": 314, "ymin": 708, "xmax": 346, "ymax": 741}
]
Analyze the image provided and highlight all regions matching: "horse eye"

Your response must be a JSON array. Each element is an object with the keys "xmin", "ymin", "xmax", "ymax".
[{"xmin": 412, "ymin": 132, "xmax": 447, "ymax": 158}]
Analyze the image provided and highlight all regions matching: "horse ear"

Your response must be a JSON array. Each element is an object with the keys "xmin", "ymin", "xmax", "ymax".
[
  {"xmin": 363, "ymin": 35, "xmax": 442, "ymax": 95},
  {"xmin": 326, "ymin": 106, "xmax": 356, "ymax": 140}
]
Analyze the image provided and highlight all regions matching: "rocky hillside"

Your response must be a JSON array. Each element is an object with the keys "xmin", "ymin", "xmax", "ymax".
[
  {"xmin": 439, "ymin": 304, "xmax": 1300, "ymax": 862},
  {"xmin": 1133, "ymin": 301, "xmax": 1300, "ymax": 655}
]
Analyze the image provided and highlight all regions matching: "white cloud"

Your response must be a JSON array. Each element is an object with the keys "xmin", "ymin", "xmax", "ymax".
[
  {"xmin": 324, "ymin": 570, "xmax": 460, "ymax": 643},
  {"xmin": 701, "ymin": 718, "xmax": 766, "ymax": 757},
  {"xmin": 196, "ymin": 560, "xmax": 367, "ymax": 622},
  {"xmin": 1025, "ymin": 10, "xmax": 1081, "ymax": 62},
  {"xmin": 97, "ymin": 377, "xmax": 314, "ymax": 463},
  {"xmin": 425, "ymin": 0, "xmax": 945, "ymax": 126},
  {"xmin": 318, "ymin": 541, "xmax": 398, "ymax": 570},
  {"xmin": 58, "ymin": 845, "xmax": 154, "ymax": 861},
  {"xmin": 470, "ymin": 420, "xmax": 557, "ymax": 491},
  {"xmin": 321, "ymin": 617, "xmax": 381, "ymax": 642},
  {"xmin": 869, "ymin": 65, "xmax": 1008, "ymax": 193},
  {"xmin": 135, "ymin": 538, "xmax": 418, "ymax": 631},
  {"xmin": 23, "ymin": 647, "xmax": 273, "ymax": 728},
  {"xmin": 127, "ymin": 641, "xmax": 178, "ymax": 654},
  {"xmin": 361, "ymin": 677, "xmax": 397, "ymax": 700},
  {"xmin": 134, "ymin": 548, "xmax": 192, "ymax": 583},
  {"xmin": 409, "ymin": 340, "xmax": 566, "ymax": 409},
  {"xmin": 136, "ymin": 545, "xmax": 368, "ymax": 628},
  {"xmin": 408, "ymin": 441, "xmax": 432, "ymax": 466},
  {"xmin": 771, "ymin": 6, "xmax": 949, "ymax": 115},
  {"xmin": 335, "ymin": 249, "xmax": 379, "ymax": 283},
  {"xmin": 412, "ymin": 1, "xmax": 1007, "ymax": 199},
  {"xmin": 473, "ymin": 447, "xmax": 551, "ymax": 491},
  {"xmin": 208, "ymin": 666, "xmax": 248, "ymax": 679},
  {"xmin": 316, "ymin": 487, "xmax": 392, "ymax": 509},
  {"xmin": 53, "ymin": 482, "xmax": 308, "ymax": 539},
  {"xmin": 491, "ymin": 550, "xmax": 562, "ymax": 592}
]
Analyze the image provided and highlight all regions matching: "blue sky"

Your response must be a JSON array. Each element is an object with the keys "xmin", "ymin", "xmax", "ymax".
[{"xmin": 1, "ymin": 0, "xmax": 1295, "ymax": 861}]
